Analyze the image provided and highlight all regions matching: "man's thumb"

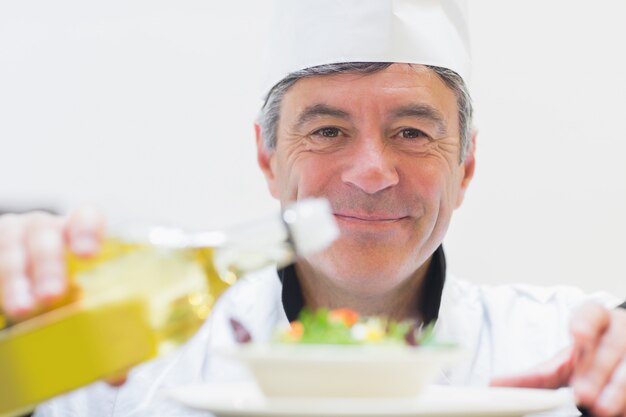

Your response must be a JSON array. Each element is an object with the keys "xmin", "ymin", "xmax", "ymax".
[{"xmin": 490, "ymin": 346, "xmax": 574, "ymax": 389}]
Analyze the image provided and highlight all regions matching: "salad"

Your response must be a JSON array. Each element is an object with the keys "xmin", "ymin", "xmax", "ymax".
[
  {"xmin": 225, "ymin": 308, "xmax": 459, "ymax": 400},
  {"xmin": 273, "ymin": 308, "xmax": 438, "ymax": 346}
]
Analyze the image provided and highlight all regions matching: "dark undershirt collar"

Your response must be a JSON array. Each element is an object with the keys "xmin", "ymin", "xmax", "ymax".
[{"xmin": 277, "ymin": 245, "xmax": 447, "ymax": 324}]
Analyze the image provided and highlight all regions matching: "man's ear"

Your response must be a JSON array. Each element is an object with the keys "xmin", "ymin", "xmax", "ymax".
[
  {"xmin": 255, "ymin": 123, "xmax": 280, "ymax": 199},
  {"xmin": 455, "ymin": 129, "xmax": 477, "ymax": 208}
]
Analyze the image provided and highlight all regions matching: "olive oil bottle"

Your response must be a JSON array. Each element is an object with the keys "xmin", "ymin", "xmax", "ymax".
[{"xmin": 0, "ymin": 199, "xmax": 338, "ymax": 417}]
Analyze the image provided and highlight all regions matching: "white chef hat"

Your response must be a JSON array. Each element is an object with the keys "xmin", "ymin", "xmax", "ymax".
[{"xmin": 262, "ymin": 0, "xmax": 471, "ymax": 98}]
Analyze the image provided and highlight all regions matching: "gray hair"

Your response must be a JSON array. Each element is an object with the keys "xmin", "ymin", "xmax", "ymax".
[{"xmin": 258, "ymin": 62, "xmax": 473, "ymax": 162}]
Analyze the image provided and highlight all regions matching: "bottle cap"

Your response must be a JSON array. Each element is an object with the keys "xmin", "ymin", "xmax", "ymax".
[{"xmin": 282, "ymin": 198, "xmax": 339, "ymax": 256}]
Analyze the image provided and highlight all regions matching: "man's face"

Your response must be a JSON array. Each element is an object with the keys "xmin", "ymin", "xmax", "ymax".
[{"xmin": 257, "ymin": 64, "xmax": 475, "ymax": 297}]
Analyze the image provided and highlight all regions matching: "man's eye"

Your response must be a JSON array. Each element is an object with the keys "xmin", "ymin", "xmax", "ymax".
[
  {"xmin": 313, "ymin": 127, "xmax": 341, "ymax": 138},
  {"xmin": 400, "ymin": 128, "xmax": 428, "ymax": 139}
]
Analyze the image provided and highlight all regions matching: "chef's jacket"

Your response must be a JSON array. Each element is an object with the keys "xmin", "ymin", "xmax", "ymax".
[{"xmin": 34, "ymin": 252, "xmax": 619, "ymax": 417}]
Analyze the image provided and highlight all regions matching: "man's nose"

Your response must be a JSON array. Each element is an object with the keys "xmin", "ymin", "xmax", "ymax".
[{"xmin": 340, "ymin": 136, "xmax": 399, "ymax": 194}]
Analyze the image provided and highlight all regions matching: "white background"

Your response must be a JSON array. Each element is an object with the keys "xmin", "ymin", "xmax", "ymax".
[{"xmin": 1, "ymin": 1, "xmax": 625, "ymax": 297}]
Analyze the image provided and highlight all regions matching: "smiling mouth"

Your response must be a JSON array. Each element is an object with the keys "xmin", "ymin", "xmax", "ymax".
[{"xmin": 333, "ymin": 213, "xmax": 408, "ymax": 224}]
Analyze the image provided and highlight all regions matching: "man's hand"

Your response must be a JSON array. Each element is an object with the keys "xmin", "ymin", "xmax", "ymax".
[
  {"xmin": 491, "ymin": 303, "xmax": 626, "ymax": 417},
  {"xmin": 0, "ymin": 207, "xmax": 104, "ymax": 320},
  {"xmin": 0, "ymin": 208, "xmax": 131, "ymax": 387}
]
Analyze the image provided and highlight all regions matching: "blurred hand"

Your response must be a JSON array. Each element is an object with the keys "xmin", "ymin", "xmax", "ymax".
[
  {"xmin": 491, "ymin": 303, "xmax": 626, "ymax": 417},
  {"xmin": 0, "ymin": 207, "xmax": 105, "ymax": 320}
]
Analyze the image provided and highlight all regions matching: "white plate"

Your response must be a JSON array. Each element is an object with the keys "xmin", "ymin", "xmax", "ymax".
[{"xmin": 168, "ymin": 382, "xmax": 575, "ymax": 417}]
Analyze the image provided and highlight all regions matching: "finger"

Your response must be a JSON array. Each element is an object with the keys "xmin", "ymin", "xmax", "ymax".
[
  {"xmin": 24, "ymin": 212, "xmax": 67, "ymax": 303},
  {"xmin": 570, "ymin": 303, "xmax": 611, "ymax": 348},
  {"xmin": 490, "ymin": 373, "xmax": 562, "ymax": 389},
  {"xmin": 589, "ymin": 359, "xmax": 626, "ymax": 417},
  {"xmin": 573, "ymin": 310, "xmax": 626, "ymax": 409},
  {"xmin": 491, "ymin": 347, "xmax": 574, "ymax": 389},
  {"xmin": 570, "ymin": 304, "xmax": 611, "ymax": 386},
  {"xmin": 104, "ymin": 368, "xmax": 129, "ymax": 387},
  {"xmin": 66, "ymin": 206, "xmax": 105, "ymax": 257},
  {"xmin": 104, "ymin": 374, "xmax": 127, "ymax": 387},
  {"xmin": 0, "ymin": 215, "xmax": 35, "ymax": 317}
]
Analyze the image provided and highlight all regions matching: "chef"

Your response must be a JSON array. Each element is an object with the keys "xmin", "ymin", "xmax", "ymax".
[{"xmin": 1, "ymin": 1, "xmax": 625, "ymax": 416}]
